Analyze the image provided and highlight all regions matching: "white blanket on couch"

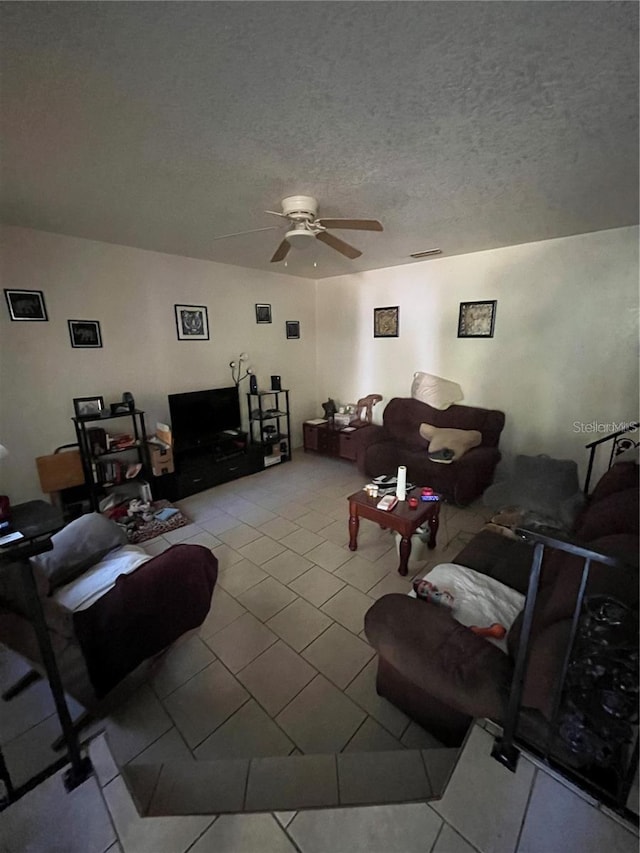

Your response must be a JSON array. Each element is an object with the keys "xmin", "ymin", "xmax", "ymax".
[
  {"xmin": 53, "ymin": 544, "xmax": 151, "ymax": 612},
  {"xmin": 410, "ymin": 563, "xmax": 525, "ymax": 652}
]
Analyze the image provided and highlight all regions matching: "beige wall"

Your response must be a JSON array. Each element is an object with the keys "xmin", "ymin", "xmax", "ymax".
[
  {"xmin": 0, "ymin": 226, "xmax": 318, "ymax": 502},
  {"xmin": 2, "ymin": 225, "xmax": 638, "ymax": 504},
  {"xmin": 315, "ymin": 226, "xmax": 639, "ymax": 482}
]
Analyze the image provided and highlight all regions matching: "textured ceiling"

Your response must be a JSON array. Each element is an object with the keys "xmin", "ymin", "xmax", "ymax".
[{"xmin": 1, "ymin": 2, "xmax": 638, "ymax": 279}]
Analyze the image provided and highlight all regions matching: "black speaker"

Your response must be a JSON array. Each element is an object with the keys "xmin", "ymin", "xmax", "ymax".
[
  {"xmin": 271, "ymin": 375, "xmax": 281, "ymax": 391},
  {"xmin": 249, "ymin": 375, "xmax": 258, "ymax": 394}
]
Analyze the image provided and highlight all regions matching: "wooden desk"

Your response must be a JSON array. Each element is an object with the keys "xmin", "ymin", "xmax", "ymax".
[{"xmin": 347, "ymin": 487, "xmax": 440, "ymax": 576}]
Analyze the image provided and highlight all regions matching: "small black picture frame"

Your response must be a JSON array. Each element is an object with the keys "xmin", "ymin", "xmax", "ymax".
[
  {"xmin": 68, "ymin": 319, "xmax": 103, "ymax": 348},
  {"xmin": 4, "ymin": 289, "xmax": 48, "ymax": 321},
  {"xmin": 175, "ymin": 304, "xmax": 209, "ymax": 340},
  {"xmin": 374, "ymin": 306, "xmax": 399, "ymax": 338},
  {"xmin": 457, "ymin": 300, "xmax": 497, "ymax": 338},
  {"xmin": 73, "ymin": 396, "xmax": 105, "ymax": 419},
  {"xmin": 286, "ymin": 320, "xmax": 300, "ymax": 339},
  {"xmin": 255, "ymin": 303, "xmax": 272, "ymax": 324}
]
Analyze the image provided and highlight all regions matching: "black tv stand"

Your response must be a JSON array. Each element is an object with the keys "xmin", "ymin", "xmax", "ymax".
[{"xmin": 156, "ymin": 431, "xmax": 263, "ymax": 501}]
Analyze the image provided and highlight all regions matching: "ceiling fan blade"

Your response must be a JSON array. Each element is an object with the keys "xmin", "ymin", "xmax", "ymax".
[
  {"xmin": 212, "ymin": 226, "xmax": 278, "ymax": 241},
  {"xmin": 316, "ymin": 230, "xmax": 362, "ymax": 259},
  {"xmin": 265, "ymin": 209, "xmax": 288, "ymax": 218},
  {"xmin": 270, "ymin": 239, "xmax": 291, "ymax": 262},
  {"xmin": 316, "ymin": 218, "xmax": 383, "ymax": 232}
]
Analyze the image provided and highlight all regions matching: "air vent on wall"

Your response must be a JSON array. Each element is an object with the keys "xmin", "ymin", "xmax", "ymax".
[{"xmin": 409, "ymin": 248, "xmax": 442, "ymax": 259}]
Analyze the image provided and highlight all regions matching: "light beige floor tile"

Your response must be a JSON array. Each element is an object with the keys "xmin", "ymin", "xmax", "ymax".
[
  {"xmin": 318, "ymin": 518, "xmax": 351, "ymax": 546},
  {"xmin": 517, "ymin": 769, "xmax": 639, "ymax": 853},
  {"xmin": 217, "ymin": 522, "xmax": 263, "ymax": 549},
  {"xmin": 0, "ymin": 674, "xmax": 60, "ymax": 746},
  {"xmin": 88, "ymin": 732, "xmax": 120, "ymax": 787},
  {"xmin": 205, "ymin": 612, "xmax": 278, "ymax": 673},
  {"xmin": 105, "ymin": 683, "xmax": 173, "ymax": 765},
  {"xmin": 163, "ymin": 660, "xmax": 249, "ymax": 748},
  {"xmin": 150, "ymin": 634, "xmax": 216, "ymax": 698},
  {"xmin": 273, "ymin": 811, "xmax": 297, "ymax": 828},
  {"xmin": 0, "ymin": 766, "xmax": 116, "ymax": 853},
  {"xmin": 345, "ymin": 659, "xmax": 410, "ymax": 739},
  {"xmin": 276, "ymin": 674, "xmax": 366, "ymax": 753},
  {"xmin": 304, "ymin": 539, "xmax": 353, "ymax": 571},
  {"xmin": 238, "ymin": 576, "xmax": 298, "ymax": 621},
  {"xmin": 181, "ymin": 530, "xmax": 223, "ymax": 550},
  {"xmin": 288, "ymin": 802, "xmax": 442, "ymax": 853},
  {"xmin": 288, "ymin": 565, "xmax": 346, "ymax": 606},
  {"xmin": 213, "ymin": 540, "xmax": 246, "ymax": 568},
  {"xmin": 199, "ymin": 512, "xmax": 242, "ymax": 536},
  {"xmin": 295, "ymin": 510, "xmax": 335, "ymax": 532},
  {"xmin": 143, "ymin": 537, "xmax": 172, "ymax": 556},
  {"xmin": 422, "ymin": 748, "xmax": 459, "ymax": 796},
  {"xmin": 302, "ymin": 623, "xmax": 374, "ymax": 689},
  {"xmin": 276, "ymin": 502, "xmax": 313, "ymax": 521},
  {"xmin": 338, "ymin": 748, "xmax": 431, "ymax": 804},
  {"xmin": 433, "ymin": 824, "xmax": 480, "ymax": 853},
  {"xmin": 194, "ymin": 699, "xmax": 294, "ymax": 759},
  {"xmin": 367, "ymin": 570, "xmax": 414, "ymax": 598},
  {"xmin": 129, "ymin": 727, "xmax": 194, "ymax": 764},
  {"xmin": 334, "ymin": 555, "xmax": 391, "ymax": 593},
  {"xmin": 246, "ymin": 754, "xmax": 338, "ymax": 811},
  {"xmin": 163, "ymin": 523, "xmax": 204, "ymax": 544},
  {"xmin": 321, "ymin": 584, "xmax": 375, "ymax": 634},
  {"xmin": 267, "ymin": 598, "xmax": 333, "ymax": 652},
  {"xmin": 188, "ymin": 813, "xmax": 298, "ymax": 853},
  {"xmin": 343, "ymin": 716, "xmax": 406, "ymax": 752},
  {"xmin": 262, "ymin": 549, "xmax": 314, "ymax": 584},
  {"xmin": 1, "ymin": 712, "xmax": 72, "ymax": 789},
  {"xmin": 241, "ymin": 505, "xmax": 278, "ymax": 527},
  {"xmin": 237, "ymin": 640, "xmax": 317, "ymax": 716},
  {"xmin": 103, "ymin": 775, "xmax": 213, "ymax": 853},
  {"xmin": 401, "ymin": 721, "xmax": 444, "ymax": 749},
  {"xmin": 432, "ymin": 724, "xmax": 535, "ymax": 853},
  {"xmin": 239, "ymin": 535, "xmax": 287, "ymax": 565},
  {"xmin": 279, "ymin": 528, "xmax": 326, "ymax": 555},
  {"xmin": 258, "ymin": 517, "xmax": 301, "ymax": 540},
  {"xmin": 148, "ymin": 758, "xmax": 248, "ymax": 815},
  {"xmin": 198, "ymin": 586, "xmax": 247, "ymax": 639},
  {"xmin": 348, "ymin": 536, "xmax": 395, "ymax": 563},
  {"xmin": 217, "ymin": 558, "xmax": 268, "ymax": 596}
]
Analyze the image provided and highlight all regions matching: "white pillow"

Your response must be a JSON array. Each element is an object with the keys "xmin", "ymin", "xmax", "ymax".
[{"xmin": 411, "ymin": 372, "xmax": 464, "ymax": 410}]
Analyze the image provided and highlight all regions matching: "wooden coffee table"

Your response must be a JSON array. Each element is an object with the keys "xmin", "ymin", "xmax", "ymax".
[{"xmin": 347, "ymin": 487, "xmax": 440, "ymax": 576}]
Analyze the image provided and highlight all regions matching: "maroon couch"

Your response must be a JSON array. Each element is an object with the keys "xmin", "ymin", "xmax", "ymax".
[
  {"xmin": 0, "ymin": 541, "xmax": 218, "ymax": 708},
  {"xmin": 356, "ymin": 397, "xmax": 505, "ymax": 505},
  {"xmin": 364, "ymin": 461, "xmax": 639, "ymax": 748}
]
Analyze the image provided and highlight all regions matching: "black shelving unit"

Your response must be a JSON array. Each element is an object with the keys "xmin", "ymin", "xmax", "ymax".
[
  {"xmin": 73, "ymin": 409, "xmax": 152, "ymax": 511},
  {"xmin": 247, "ymin": 389, "xmax": 292, "ymax": 468}
]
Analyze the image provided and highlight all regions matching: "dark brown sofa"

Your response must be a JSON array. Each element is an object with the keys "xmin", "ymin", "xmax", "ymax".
[
  {"xmin": 356, "ymin": 397, "xmax": 505, "ymax": 505},
  {"xmin": 0, "ymin": 517, "xmax": 218, "ymax": 709},
  {"xmin": 364, "ymin": 461, "xmax": 639, "ymax": 748}
]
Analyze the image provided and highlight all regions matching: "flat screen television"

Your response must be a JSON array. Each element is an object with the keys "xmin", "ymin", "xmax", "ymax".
[{"xmin": 168, "ymin": 386, "xmax": 241, "ymax": 452}]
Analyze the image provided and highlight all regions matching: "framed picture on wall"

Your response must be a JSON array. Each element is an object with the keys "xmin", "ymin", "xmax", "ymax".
[
  {"xmin": 174, "ymin": 304, "xmax": 209, "ymax": 340},
  {"xmin": 286, "ymin": 320, "xmax": 300, "ymax": 339},
  {"xmin": 68, "ymin": 319, "xmax": 103, "ymax": 348},
  {"xmin": 457, "ymin": 300, "xmax": 497, "ymax": 338},
  {"xmin": 374, "ymin": 306, "xmax": 399, "ymax": 338},
  {"xmin": 255, "ymin": 304, "xmax": 272, "ymax": 324},
  {"xmin": 4, "ymin": 289, "xmax": 48, "ymax": 321}
]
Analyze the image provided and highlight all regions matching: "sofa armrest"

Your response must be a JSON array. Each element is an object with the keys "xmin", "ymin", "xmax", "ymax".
[
  {"xmin": 365, "ymin": 594, "xmax": 512, "ymax": 720},
  {"xmin": 354, "ymin": 424, "xmax": 387, "ymax": 473},
  {"xmin": 448, "ymin": 445, "xmax": 502, "ymax": 505}
]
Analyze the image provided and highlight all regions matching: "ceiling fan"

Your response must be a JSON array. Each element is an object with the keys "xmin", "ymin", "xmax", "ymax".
[{"xmin": 265, "ymin": 196, "xmax": 383, "ymax": 263}]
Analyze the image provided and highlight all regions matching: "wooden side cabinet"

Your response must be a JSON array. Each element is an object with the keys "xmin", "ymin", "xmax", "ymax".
[{"xmin": 303, "ymin": 420, "xmax": 367, "ymax": 462}]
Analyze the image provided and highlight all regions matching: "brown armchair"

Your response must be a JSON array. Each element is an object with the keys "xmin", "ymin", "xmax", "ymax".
[{"xmin": 356, "ymin": 397, "xmax": 505, "ymax": 505}]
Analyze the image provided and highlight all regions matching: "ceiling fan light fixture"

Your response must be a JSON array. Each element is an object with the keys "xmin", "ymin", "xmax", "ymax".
[
  {"xmin": 285, "ymin": 227, "xmax": 315, "ymax": 250},
  {"xmin": 410, "ymin": 248, "xmax": 443, "ymax": 259}
]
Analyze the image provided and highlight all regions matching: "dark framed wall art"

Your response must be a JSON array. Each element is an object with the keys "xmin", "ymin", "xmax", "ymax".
[
  {"xmin": 175, "ymin": 304, "xmax": 209, "ymax": 340},
  {"xmin": 457, "ymin": 300, "xmax": 497, "ymax": 338},
  {"xmin": 374, "ymin": 306, "xmax": 399, "ymax": 338},
  {"xmin": 68, "ymin": 319, "xmax": 103, "ymax": 348},
  {"xmin": 286, "ymin": 320, "xmax": 300, "ymax": 339},
  {"xmin": 4, "ymin": 289, "xmax": 48, "ymax": 321},
  {"xmin": 255, "ymin": 304, "xmax": 272, "ymax": 324}
]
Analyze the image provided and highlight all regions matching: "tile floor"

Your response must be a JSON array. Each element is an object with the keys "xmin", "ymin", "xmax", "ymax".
[{"xmin": 0, "ymin": 452, "xmax": 638, "ymax": 850}]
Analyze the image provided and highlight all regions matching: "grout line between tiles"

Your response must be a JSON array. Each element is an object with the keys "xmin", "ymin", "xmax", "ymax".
[{"xmin": 513, "ymin": 765, "xmax": 538, "ymax": 853}]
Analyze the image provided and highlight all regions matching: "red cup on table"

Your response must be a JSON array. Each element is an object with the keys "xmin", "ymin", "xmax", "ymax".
[{"xmin": 408, "ymin": 496, "xmax": 419, "ymax": 509}]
